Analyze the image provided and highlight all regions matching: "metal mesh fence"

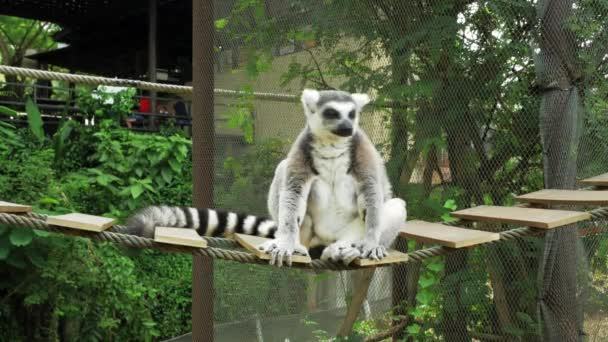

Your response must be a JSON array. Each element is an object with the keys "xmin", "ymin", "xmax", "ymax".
[{"xmin": 197, "ymin": 0, "xmax": 608, "ymax": 340}]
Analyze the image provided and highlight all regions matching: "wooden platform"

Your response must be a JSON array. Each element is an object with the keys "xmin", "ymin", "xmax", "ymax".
[
  {"xmin": 354, "ymin": 249, "xmax": 408, "ymax": 267},
  {"xmin": 400, "ymin": 220, "xmax": 500, "ymax": 248},
  {"xmin": 234, "ymin": 234, "xmax": 312, "ymax": 264},
  {"xmin": 579, "ymin": 173, "xmax": 608, "ymax": 187},
  {"xmin": 515, "ymin": 189, "xmax": 608, "ymax": 206},
  {"xmin": 0, "ymin": 201, "xmax": 32, "ymax": 213},
  {"xmin": 451, "ymin": 205, "xmax": 590, "ymax": 229},
  {"xmin": 155, "ymin": 227, "xmax": 207, "ymax": 248},
  {"xmin": 47, "ymin": 213, "xmax": 115, "ymax": 232}
]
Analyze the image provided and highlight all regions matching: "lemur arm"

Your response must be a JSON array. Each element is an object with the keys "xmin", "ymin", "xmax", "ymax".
[
  {"xmin": 259, "ymin": 133, "xmax": 316, "ymax": 267},
  {"xmin": 351, "ymin": 132, "xmax": 388, "ymax": 259}
]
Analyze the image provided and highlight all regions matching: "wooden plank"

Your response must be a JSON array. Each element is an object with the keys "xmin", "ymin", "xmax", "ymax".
[
  {"xmin": 47, "ymin": 213, "xmax": 115, "ymax": 232},
  {"xmin": 155, "ymin": 227, "xmax": 207, "ymax": 248},
  {"xmin": 234, "ymin": 234, "xmax": 312, "ymax": 264},
  {"xmin": 579, "ymin": 173, "xmax": 608, "ymax": 187},
  {"xmin": 399, "ymin": 220, "xmax": 500, "ymax": 248},
  {"xmin": 451, "ymin": 205, "xmax": 590, "ymax": 229},
  {"xmin": 354, "ymin": 249, "xmax": 408, "ymax": 266},
  {"xmin": 0, "ymin": 201, "xmax": 32, "ymax": 213},
  {"xmin": 515, "ymin": 189, "xmax": 608, "ymax": 206}
]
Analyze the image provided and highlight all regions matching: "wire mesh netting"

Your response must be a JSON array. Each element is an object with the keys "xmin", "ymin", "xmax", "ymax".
[{"xmin": 198, "ymin": 0, "xmax": 608, "ymax": 341}]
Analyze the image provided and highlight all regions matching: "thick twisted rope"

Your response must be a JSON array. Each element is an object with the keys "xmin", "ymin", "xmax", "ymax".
[
  {"xmin": 2, "ymin": 207, "xmax": 601, "ymax": 270},
  {"xmin": 0, "ymin": 65, "xmax": 408, "ymax": 107},
  {"xmin": 0, "ymin": 65, "xmax": 191, "ymax": 95}
]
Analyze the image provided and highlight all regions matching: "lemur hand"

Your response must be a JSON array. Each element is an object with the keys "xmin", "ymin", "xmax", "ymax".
[
  {"xmin": 352, "ymin": 239, "xmax": 387, "ymax": 260},
  {"xmin": 321, "ymin": 241, "xmax": 361, "ymax": 265},
  {"xmin": 258, "ymin": 238, "xmax": 309, "ymax": 267}
]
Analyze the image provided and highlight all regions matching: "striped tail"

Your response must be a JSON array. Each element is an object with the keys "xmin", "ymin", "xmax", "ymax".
[{"xmin": 127, "ymin": 206, "xmax": 277, "ymax": 239}]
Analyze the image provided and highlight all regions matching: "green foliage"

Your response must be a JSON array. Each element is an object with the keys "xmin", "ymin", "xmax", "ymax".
[
  {"xmin": 46, "ymin": 120, "xmax": 193, "ymax": 217},
  {"xmin": 0, "ymin": 16, "xmax": 58, "ymax": 66},
  {"xmin": 0, "ymin": 118, "xmax": 195, "ymax": 340},
  {"xmin": 24, "ymin": 97, "xmax": 44, "ymax": 141},
  {"xmin": 75, "ymin": 87, "xmax": 137, "ymax": 121},
  {"xmin": 216, "ymin": 138, "xmax": 286, "ymax": 215},
  {"xmin": 224, "ymin": 86, "xmax": 256, "ymax": 143}
]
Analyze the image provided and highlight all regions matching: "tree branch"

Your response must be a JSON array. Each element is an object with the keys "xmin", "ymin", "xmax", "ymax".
[{"xmin": 302, "ymin": 48, "xmax": 335, "ymax": 90}]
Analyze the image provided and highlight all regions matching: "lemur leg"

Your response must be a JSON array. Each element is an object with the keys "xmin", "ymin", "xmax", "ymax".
[
  {"xmin": 260, "ymin": 160, "xmax": 312, "ymax": 267},
  {"xmin": 377, "ymin": 198, "xmax": 407, "ymax": 247},
  {"xmin": 353, "ymin": 198, "xmax": 407, "ymax": 260},
  {"xmin": 321, "ymin": 221, "xmax": 364, "ymax": 265}
]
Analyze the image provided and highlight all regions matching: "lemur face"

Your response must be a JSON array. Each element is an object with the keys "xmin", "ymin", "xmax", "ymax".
[{"xmin": 301, "ymin": 89, "xmax": 370, "ymax": 139}]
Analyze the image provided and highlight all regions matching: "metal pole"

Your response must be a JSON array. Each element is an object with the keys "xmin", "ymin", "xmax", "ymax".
[
  {"xmin": 192, "ymin": 0, "xmax": 215, "ymax": 341},
  {"xmin": 148, "ymin": 0, "xmax": 158, "ymax": 127}
]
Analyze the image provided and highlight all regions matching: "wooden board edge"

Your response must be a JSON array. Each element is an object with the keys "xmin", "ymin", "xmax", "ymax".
[
  {"xmin": 450, "ymin": 212, "xmax": 551, "ymax": 229},
  {"xmin": 0, "ymin": 206, "xmax": 33, "ymax": 213},
  {"xmin": 354, "ymin": 252, "xmax": 408, "ymax": 267},
  {"xmin": 399, "ymin": 229, "xmax": 500, "ymax": 249},
  {"xmin": 155, "ymin": 235, "xmax": 207, "ymax": 248},
  {"xmin": 578, "ymin": 180, "xmax": 607, "ymax": 186},
  {"xmin": 46, "ymin": 217, "xmax": 115, "ymax": 232},
  {"xmin": 544, "ymin": 212, "xmax": 592, "ymax": 229},
  {"xmin": 451, "ymin": 232, "xmax": 500, "ymax": 248},
  {"xmin": 234, "ymin": 233, "xmax": 312, "ymax": 264},
  {"xmin": 515, "ymin": 197, "xmax": 608, "ymax": 205}
]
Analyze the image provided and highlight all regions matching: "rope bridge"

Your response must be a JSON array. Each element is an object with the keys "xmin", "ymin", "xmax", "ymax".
[
  {"xmin": 3, "ymin": 64, "xmax": 608, "ymax": 338},
  {"xmin": 1, "ymin": 199, "xmax": 607, "ymax": 271}
]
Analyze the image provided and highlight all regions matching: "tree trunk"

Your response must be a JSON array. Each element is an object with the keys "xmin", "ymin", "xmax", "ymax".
[{"xmin": 535, "ymin": 0, "xmax": 583, "ymax": 341}]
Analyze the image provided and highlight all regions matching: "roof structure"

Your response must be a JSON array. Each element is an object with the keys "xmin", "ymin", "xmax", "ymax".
[
  {"xmin": 0, "ymin": 0, "xmax": 201, "ymax": 79},
  {"xmin": 0, "ymin": 0, "xmax": 306, "ymax": 79}
]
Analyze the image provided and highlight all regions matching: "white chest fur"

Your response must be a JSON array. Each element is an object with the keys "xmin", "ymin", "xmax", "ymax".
[{"xmin": 306, "ymin": 141, "xmax": 363, "ymax": 242}]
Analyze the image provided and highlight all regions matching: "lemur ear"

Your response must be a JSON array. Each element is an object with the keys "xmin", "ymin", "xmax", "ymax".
[
  {"xmin": 351, "ymin": 93, "xmax": 371, "ymax": 110},
  {"xmin": 301, "ymin": 89, "xmax": 320, "ymax": 113}
]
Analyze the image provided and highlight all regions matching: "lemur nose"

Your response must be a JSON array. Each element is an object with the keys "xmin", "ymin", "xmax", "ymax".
[{"xmin": 334, "ymin": 122, "xmax": 353, "ymax": 137}]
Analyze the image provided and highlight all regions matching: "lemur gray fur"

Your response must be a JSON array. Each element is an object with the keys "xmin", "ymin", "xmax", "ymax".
[{"xmin": 126, "ymin": 89, "xmax": 406, "ymax": 267}]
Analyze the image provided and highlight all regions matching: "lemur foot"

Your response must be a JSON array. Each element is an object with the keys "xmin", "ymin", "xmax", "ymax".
[
  {"xmin": 321, "ymin": 242, "xmax": 361, "ymax": 265},
  {"xmin": 352, "ymin": 240, "xmax": 387, "ymax": 260},
  {"xmin": 258, "ymin": 238, "xmax": 309, "ymax": 267}
]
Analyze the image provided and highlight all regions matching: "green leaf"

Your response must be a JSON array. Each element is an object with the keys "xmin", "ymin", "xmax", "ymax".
[
  {"xmin": 409, "ymin": 307, "xmax": 424, "ymax": 319},
  {"xmin": 6, "ymin": 254, "xmax": 27, "ymax": 269},
  {"xmin": 0, "ymin": 105, "xmax": 18, "ymax": 117},
  {"xmin": 9, "ymin": 228, "xmax": 35, "ymax": 247},
  {"xmin": 443, "ymin": 199, "xmax": 457, "ymax": 211},
  {"xmin": 25, "ymin": 97, "xmax": 44, "ymax": 141},
  {"xmin": 0, "ymin": 237, "xmax": 11, "ymax": 260},
  {"xmin": 53, "ymin": 120, "xmax": 77, "ymax": 163},
  {"xmin": 161, "ymin": 167, "xmax": 173, "ymax": 183},
  {"xmin": 427, "ymin": 261, "xmax": 444, "ymax": 272},
  {"xmin": 26, "ymin": 248, "xmax": 46, "ymax": 268},
  {"xmin": 130, "ymin": 184, "xmax": 144, "ymax": 199},
  {"xmin": 168, "ymin": 158, "xmax": 181, "ymax": 173},
  {"xmin": 215, "ymin": 18, "xmax": 229, "ymax": 29},
  {"xmin": 0, "ymin": 225, "xmax": 8, "ymax": 235},
  {"xmin": 33, "ymin": 229, "xmax": 51, "ymax": 237},
  {"xmin": 406, "ymin": 324, "xmax": 421, "ymax": 335},
  {"xmin": 416, "ymin": 289, "xmax": 434, "ymax": 305},
  {"xmin": 419, "ymin": 274, "xmax": 437, "ymax": 288},
  {"xmin": 39, "ymin": 197, "xmax": 60, "ymax": 205},
  {"xmin": 441, "ymin": 213, "xmax": 457, "ymax": 222}
]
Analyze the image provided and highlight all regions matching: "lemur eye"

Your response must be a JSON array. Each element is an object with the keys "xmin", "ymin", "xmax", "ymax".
[
  {"xmin": 322, "ymin": 108, "xmax": 340, "ymax": 120},
  {"xmin": 348, "ymin": 110, "xmax": 356, "ymax": 119}
]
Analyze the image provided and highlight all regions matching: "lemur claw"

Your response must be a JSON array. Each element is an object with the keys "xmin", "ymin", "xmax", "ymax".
[
  {"xmin": 352, "ymin": 240, "xmax": 387, "ymax": 260},
  {"xmin": 258, "ymin": 239, "xmax": 309, "ymax": 267},
  {"xmin": 321, "ymin": 242, "xmax": 361, "ymax": 265}
]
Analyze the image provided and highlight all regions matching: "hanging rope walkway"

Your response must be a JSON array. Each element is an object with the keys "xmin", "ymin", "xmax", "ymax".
[
  {"xmin": 1, "ymin": 208, "xmax": 603, "ymax": 271},
  {"xmin": 1, "ymin": 64, "xmax": 606, "ymax": 270}
]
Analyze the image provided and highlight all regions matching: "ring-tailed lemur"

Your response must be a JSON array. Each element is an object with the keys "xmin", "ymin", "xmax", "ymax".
[
  {"xmin": 126, "ymin": 89, "xmax": 406, "ymax": 267},
  {"xmin": 258, "ymin": 89, "xmax": 406, "ymax": 266}
]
